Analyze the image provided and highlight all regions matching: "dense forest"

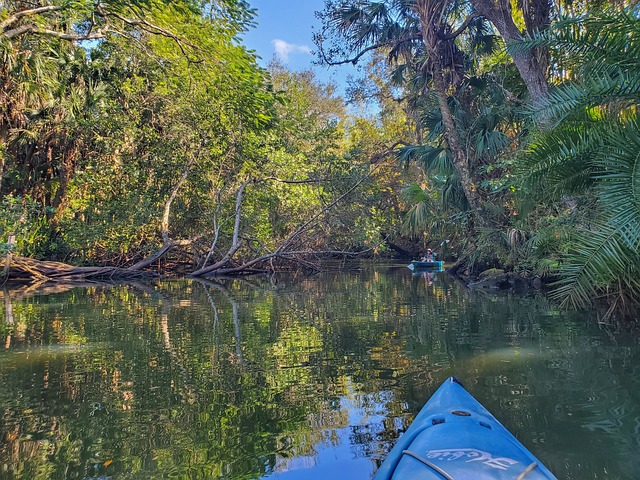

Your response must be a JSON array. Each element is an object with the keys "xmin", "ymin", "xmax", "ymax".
[{"xmin": 1, "ymin": 0, "xmax": 639, "ymax": 315}]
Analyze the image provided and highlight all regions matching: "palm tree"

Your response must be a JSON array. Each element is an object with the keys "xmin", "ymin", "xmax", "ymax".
[
  {"xmin": 520, "ymin": 8, "xmax": 640, "ymax": 311},
  {"xmin": 397, "ymin": 68, "xmax": 520, "ymax": 237},
  {"xmin": 0, "ymin": 24, "xmax": 60, "ymax": 194},
  {"xmin": 315, "ymin": 0, "xmax": 494, "ymax": 226}
]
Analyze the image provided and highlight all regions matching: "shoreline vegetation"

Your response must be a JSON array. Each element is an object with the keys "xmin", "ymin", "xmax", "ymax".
[
  {"xmin": 2, "ymin": 1, "xmax": 640, "ymax": 320},
  {"xmin": 0, "ymin": 253, "xmax": 546, "ymax": 295}
]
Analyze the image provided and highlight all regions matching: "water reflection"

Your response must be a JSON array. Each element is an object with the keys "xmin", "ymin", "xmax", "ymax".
[{"xmin": 0, "ymin": 266, "xmax": 639, "ymax": 479}]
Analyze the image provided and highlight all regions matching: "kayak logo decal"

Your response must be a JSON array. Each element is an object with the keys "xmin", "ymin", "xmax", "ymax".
[{"xmin": 425, "ymin": 449, "xmax": 519, "ymax": 471}]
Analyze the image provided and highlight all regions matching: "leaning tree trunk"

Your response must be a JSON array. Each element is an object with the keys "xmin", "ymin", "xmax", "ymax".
[
  {"xmin": 190, "ymin": 179, "xmax": 251, "ymax": 277},
  {"xmin": 470, "ymin": 0, "xmax": 550, "ymax": 110},
  {"xmin": 431, "ymin": 62, "xmax": 487, "ymax": 227},
  {"xmin": 129, "ymin": 155, "xmax": 196, "ymax": 271},
  {"xmin": 191, "ymin": 167, "xmax": 379, "ymax": 277}
]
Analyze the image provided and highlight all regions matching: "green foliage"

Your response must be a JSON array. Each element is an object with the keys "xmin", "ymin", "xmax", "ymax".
[
  {"xmin": 398, "ymin": 145, "xmax": 454, "ymax": 175},
  {"xmin": 4, "ymin": 0, "xmax": 638, "ymax": 319},
  {"xmin": 2, "ymin": 0, "xmax": 287, "ymax": 263},
  {"xmin": 3, "ymin": 0, "xmax": 419, "ymax": 266},
  {"xmin": 519, "ymin": 8, "xmax": 640, "ymax": 308},
  {"xmin": 0, "ymin": 195, "xmax": 51, "ymax": 257},
  {"xmin": 396, "ymin": 73, "xmax": 524, "ymax": 241}
]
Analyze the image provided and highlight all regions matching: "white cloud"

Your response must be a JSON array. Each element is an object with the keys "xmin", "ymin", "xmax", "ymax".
[{"xmin": 272, "ymin": 39, "xmax": 312, "ymax": 62}]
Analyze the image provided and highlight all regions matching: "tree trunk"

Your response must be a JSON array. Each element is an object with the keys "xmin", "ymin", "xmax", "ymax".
[
  {"xmin": 129, "ymin": 155, "xmax": 195, "ymax": 271},
  {"xmin": 416, "ymin": 1, "xmax": 487, "ymax": 227},
  {"xmin": 431, "ymin": 63, "xmax": 486, "ymax": 226},
  {"xmin": 0, "ymin": 123, "xmax": 7, "ymax": 193},
  {"xmin": 470, "ymin": 0, "xmax": 549, "ymax": 109},
  {"xmin": 190, "ymin": 179, "xmax": 251, "ymax": 277},
  {"xmin": 52, "ymin": 149, "xmax": 74, "ymax": 215}
]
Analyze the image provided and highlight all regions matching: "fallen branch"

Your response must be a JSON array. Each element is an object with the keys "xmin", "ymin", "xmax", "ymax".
[
  {"xmin": 129, "ymin": 154, "xmax": 197, "ymax": 271},
  {"xmin": 5, "ymin": 255, "xmax": 155, "ymax": 284},
  {"xmin": 191, "ymin": 167, "xmax": 379, "ymax": 277},
  {"xmin": 276, "ymin": 165, "xmax": 380, "ymax": 254},
  {"xmin": 190, "ymin": 179, "xmax": 252, "ymax": 276}
]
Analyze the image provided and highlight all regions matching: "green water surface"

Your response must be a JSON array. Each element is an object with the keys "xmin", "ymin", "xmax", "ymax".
[{"xmin": 1, "ymin": 264, "xmax": 639, "ymax": 479}]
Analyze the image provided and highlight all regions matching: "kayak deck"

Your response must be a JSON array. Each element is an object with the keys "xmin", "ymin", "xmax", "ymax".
[{"xmin": 374, "ymin": 377, "xmax": 557, "ymax": 479}]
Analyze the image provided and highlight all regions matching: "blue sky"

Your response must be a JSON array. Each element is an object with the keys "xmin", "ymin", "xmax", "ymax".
[{"xmin": 242, "ymin": 0, "xmax": 360, "ymax": 95}]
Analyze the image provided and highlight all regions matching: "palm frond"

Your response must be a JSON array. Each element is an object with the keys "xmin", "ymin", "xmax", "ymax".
[
  {"xmin": 396, "ymin": 144, "xmax": 455, "ymax": 174},
  {"xmin": 471, "ymin": 128, "xmax": 509, "ymax": 160},
  {"xmin": 509, "ymin": 10, "xmax": 640, "ymax": 71},
  {"xmin": 403, "ymin": 201, "xmax": 433, "ymax": 236},
  {"xmin": 532, "ymin": 71, "xmax": 640, "ymax": 123},
  {"xmin": 535, "ymin": 257, "xmax": 559, "ymax": 278},
  {"xmin": 442, "ymin": 174, "xmax": 469, "ymax": 211},
  {"xmin": 594, "ymin": 122, "xmax": 640, "ymax": 249},
  {"xmin": 400, "ymin": 183, "xmax": 430, "ymax": 204},
  {"xmin": 510, "ymin": 8, "xmax": 640, "ymax": 308},
  {"xmin": 519, "ymin": 122, "xmax": 602, "ymax": 198},
  {"xmin": 401, "ymin": 183, "xmax": 437, "ymax": 236},
  {"xmin": 551, "ymin": 223, "xmax": 640, "ymax": 308}
]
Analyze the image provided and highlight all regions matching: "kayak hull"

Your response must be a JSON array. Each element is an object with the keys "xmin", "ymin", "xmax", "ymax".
[
  {"xmin": 373, "ymin": 377, "xmax": 557, "ymax": 479},
  {"xmin": 410, "ymin": 260, "xmax": 444, "ymax": 270}
]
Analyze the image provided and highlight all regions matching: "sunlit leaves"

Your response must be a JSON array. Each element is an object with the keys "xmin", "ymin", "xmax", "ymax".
[{"xmin": 521, "ymin": 9, "xmax": 640, "ymax": 309}]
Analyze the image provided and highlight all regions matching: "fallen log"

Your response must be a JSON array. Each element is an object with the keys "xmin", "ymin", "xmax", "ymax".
[{"xmin": 4, "ymin": 255, "xmax": 155, "ymax": 284}]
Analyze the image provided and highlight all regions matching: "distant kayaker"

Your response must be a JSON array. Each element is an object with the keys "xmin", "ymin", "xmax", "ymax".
[{"xmin": 421, "ymin": 248, "xmax": 436, "ymax": 262}]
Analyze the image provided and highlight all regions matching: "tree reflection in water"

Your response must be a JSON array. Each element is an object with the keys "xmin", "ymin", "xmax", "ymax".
[{"xmin": 0, "ymin": 266, "xmax": 639, "ymax": 479}]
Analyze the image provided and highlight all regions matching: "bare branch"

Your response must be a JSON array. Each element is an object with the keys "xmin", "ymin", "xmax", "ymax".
[
  {"xmin": 190, "ymin": 165, "xmax": 378, "ymax": 277},
  {"xmin": 128, "ymin": 243, "xmax": 174, "ymax": 271},
  {"xmin": 319, "ymin": 43, "xmax": 382, "ymax": 66},
  {"xmin": 190, "ymin": 179, "xmax": 252, "ymax": 276},
  {"xmin": 494, "ymin": 82, "xmax": 525, "ymax": 105},
  {"xmin": 278, "ymin": 248, "xmax": 373, "ymax": 257},
  {"xmin": 108, "ymin": 12, "xmax": 200, "ymax": 61},
  {"xmin": 162, "ymin": 156, "xmax": 196, "ymax": 244},
  {"xmin": 370, "ymin": 141, "xmax": 411, "ymax": 164},
  {"xmin": 129, "ymin": 154, "xmax": 197, "ymax": 271},
  {"xmin": 202, "ymin": 197, "xmax": 223, "ymax": 268},
  {"xmin": 209, "ymin": 246, "xmax": 374, "ymax": 276},
  {"xmin": 439, "ymin": 15, "xmax": 480, "ymax": 40},
  {"xmin": 2, "ymin": 24, "xmax": 35, "ymax": 39},
  {"xmin": 318, "ymin": 34, "xmax": 421, "ymax": 66},
  {"xmin": 275, "ymin": 165, "xmax": 380, "ymax": 254},
  {"xmin": 258, "ymin": 176, "xmax": 323, "ymax": 184},
  {"xmin": 0, "ymin": 5, "xmax": 63, "ymax": 32},
  {"xmin": 16, "ymin": 26, "xmax": 107, "ymax": 40},
  {"xmin": 1, "ymin": 4, "xmax": 199, "ymax": 64}
]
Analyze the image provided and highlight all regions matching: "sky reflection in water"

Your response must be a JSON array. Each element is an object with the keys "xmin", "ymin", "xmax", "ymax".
[{"xmin": 1, "ymin": 265, "xmax": 639, "ymax": 479}]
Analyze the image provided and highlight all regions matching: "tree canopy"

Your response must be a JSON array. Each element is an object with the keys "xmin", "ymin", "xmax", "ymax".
[{"xmin": 2, "ymin": 0, "xmax": 640, "ymax": 316}]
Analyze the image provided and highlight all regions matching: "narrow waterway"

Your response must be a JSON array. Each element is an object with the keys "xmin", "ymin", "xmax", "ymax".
[{"xmin": 0, "ymin": 264, "xmax": 638, "ymax": 479}]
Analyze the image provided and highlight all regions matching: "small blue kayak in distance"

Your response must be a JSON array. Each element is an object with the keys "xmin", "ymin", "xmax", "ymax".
[
  {"xmin": 410, "ymin": 260, "xmax": 444, "ymax": 270},
  {"xmin": 374, "ymin": 377, "xmax": 557, "ymax": 479}
]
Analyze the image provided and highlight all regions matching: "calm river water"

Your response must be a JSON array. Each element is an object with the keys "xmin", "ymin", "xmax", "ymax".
[{"xmin": 1, "ymin": 263, "xmax": 639, "ymax": 479}]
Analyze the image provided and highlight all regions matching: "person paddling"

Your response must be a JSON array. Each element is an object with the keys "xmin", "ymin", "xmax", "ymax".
[{"xmin": 421, "ymin": 248, "xmax": 436, "ymax": 262}]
